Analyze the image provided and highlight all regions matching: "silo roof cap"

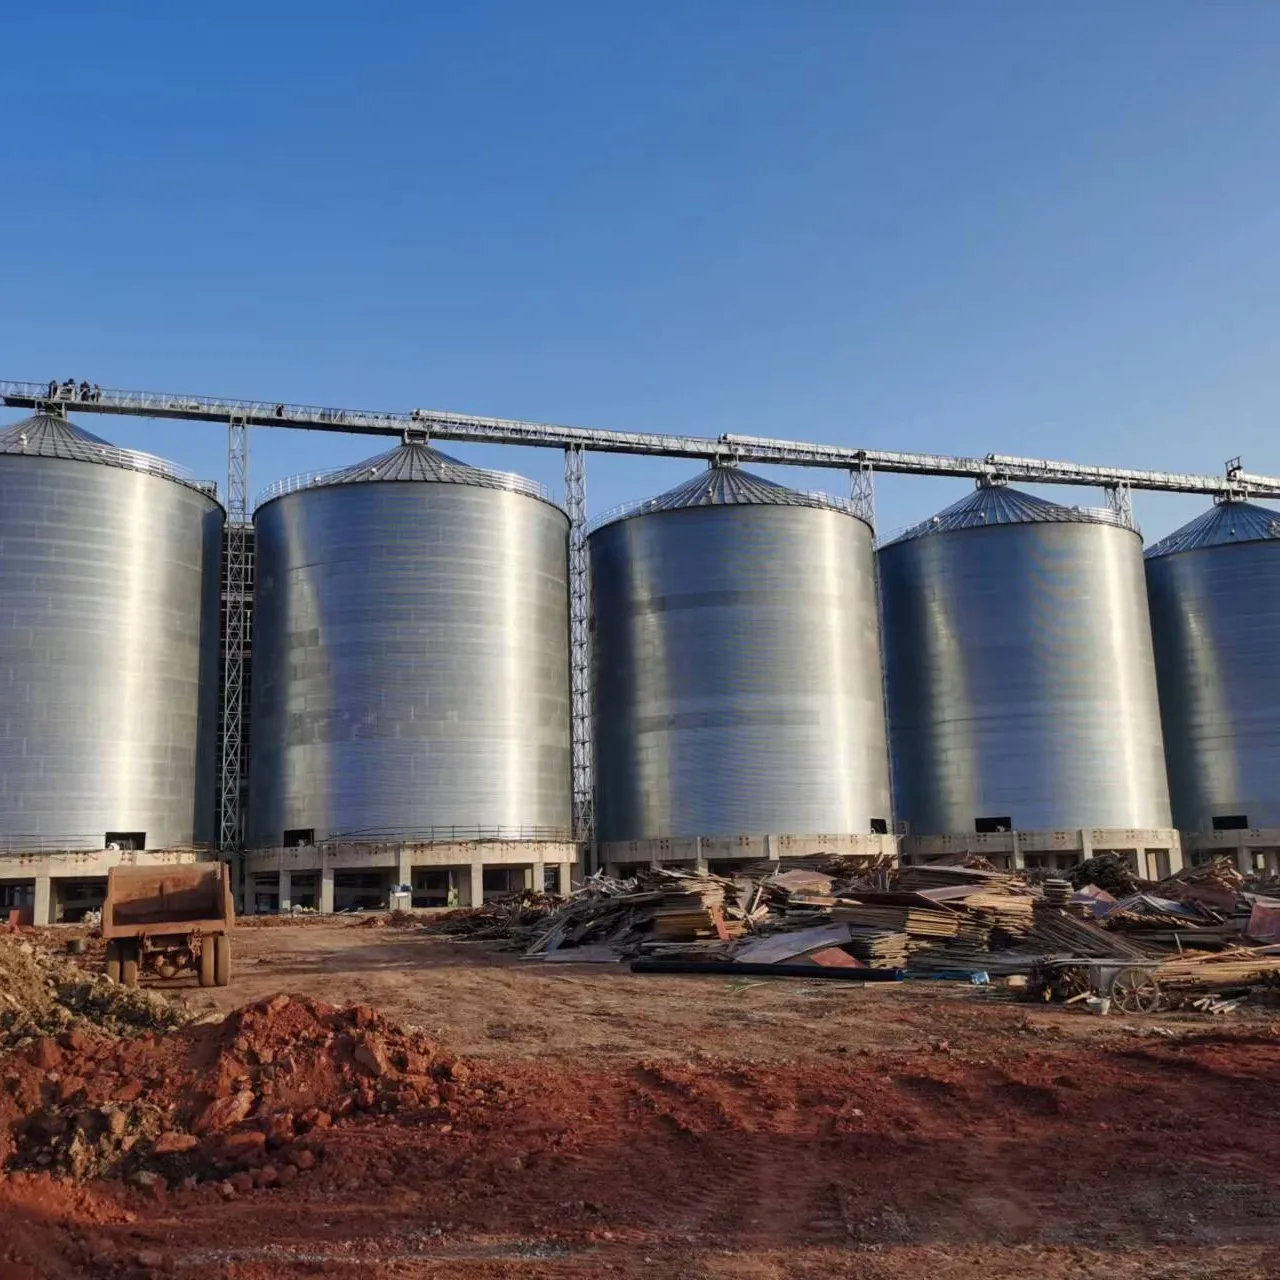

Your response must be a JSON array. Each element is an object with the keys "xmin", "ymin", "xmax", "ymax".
[
  {"xmin": 882, "ymin": 484, "xmax": 1134, "ymax": 548},
  {"xmin": 257, "ymin": 439, "xmax": 554, "ymax": 509},
  {"xmin": 0, "ymin": 412, "xmax": 218, "ymax": 500},
  {"xmin": 588, "ymin": 461, "xmax": 864, "ymax": 534},
  {"xmin": 1144, "ymin": 498, "xmax": 1280, "ymax": 559}
]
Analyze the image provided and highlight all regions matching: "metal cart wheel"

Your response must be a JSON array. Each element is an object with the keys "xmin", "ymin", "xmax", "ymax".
[{"xmin": 1111, "ymin": 966, "xmax": 1162, "ymax": 1014}]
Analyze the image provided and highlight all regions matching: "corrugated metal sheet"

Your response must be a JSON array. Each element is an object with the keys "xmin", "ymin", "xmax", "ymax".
[
  {"xmin": 880, "ymin": 507, "xmax": 1171, "ymax": 834},
  {"xmin": 1146, "ymin": 511, "xmax": 1280, "ymax": 830},
  {"xmin": 589, "ymin": 498, "xmax": 891, "ymax": 843},
  {"xmin": 0, "ymin": 431, "xmax": 224, "ymax": 850},
  {"xmin": 248, "ymin": 443, "xmax": 572, "ymax": 846},
  {"xmin": 1145, "ymin": 499, "xmax": 1280, "ymax": 559}
]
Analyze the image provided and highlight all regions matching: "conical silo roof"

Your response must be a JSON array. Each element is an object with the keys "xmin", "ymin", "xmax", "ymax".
[
  {"xmin": 884, "ymin": 484, "xmax": 1131, "ymax": 547},
  {"xmin": 0, "ymin": 412, "xmax": 113, "ymax": 459},
  {"xmin": 1144, "ymin": 499, "xmax": 1280, "ymax": 559},
  {"xmin": 589, "ymin": 461, "xmax": 862, "ymax": 533},
  {"xmin": 0, "ymin": 412, "xmax": 214, "ymax": 498},
  {"xmin": 257, "ymin": 438, "xmax": 554, "ymax": 508}
]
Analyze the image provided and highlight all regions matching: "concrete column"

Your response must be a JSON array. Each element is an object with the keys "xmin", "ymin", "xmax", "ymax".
[
  {"xmin": 279, "ymin": 870, "xmax": 292, "ymax": 915},
  {"xmin": 694, "ymin": 836, "xmax": 708, "ymax": 874},
  {"xmin": 1009, "ymin": 831, "xmax": 1025, "ymax": 872},
  {"xmin": 469, "ymin": 859, "xmax": 485, "ymax": 908},
  {"xmin": 1234, "ymin": 837, "xmax": 1251, "ymax": 875},
  {"xmin": 34, "ymin": 875, "xmax": 53, "ymax": 926},
  {"xmin": 1079, "ymin": 829, "xmax": 1094, "ymax": 862},
  {"xmin": 320, "ymin": 865, "xmax": 335, "ymax": 915},
  {"xmin": 533, "ymin": 856, "xmax": 546, "ymax": 894},
  {"xmin": 397, "ymin": 846, "xmax": 413, "ymax": 891}
]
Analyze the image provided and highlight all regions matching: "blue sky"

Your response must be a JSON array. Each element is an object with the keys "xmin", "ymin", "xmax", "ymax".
[{"xmin": 3, "ymin": 1, "xmax": 1278, "ymax": 538}]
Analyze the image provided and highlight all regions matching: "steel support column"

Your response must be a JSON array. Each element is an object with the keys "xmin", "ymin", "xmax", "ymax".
[
  {"xmin": 1104, "ymin": 481, "xmax": 1135, "ymax": 530},
  {"xmin": 849, "ymin": 459, "xmax": 875, "ymax": 528},
  {"xmin": 219, "ymin": 417, "xmax": 249, "ymax": 855},
  {"xmin": 565, "ymin": 445, "xmax": 594, "ymax": 849}
]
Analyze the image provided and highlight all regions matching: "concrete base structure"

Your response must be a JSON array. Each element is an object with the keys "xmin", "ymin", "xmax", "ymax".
[
  {"xmin": 900, "ymin": 828, "xmax": 1183, "ymax": 877},
  {"xmin": 598, "ymin": 833, "xmax": 899, "ymax": 879},
  {"xmin": 242, "ymin": 840, "xmax": 581, "ymax": 915},
  {"xmin": 1183, "ymin": 828, "xmax": 1280, "ymax": 876},
  {"xmin": 0, "ymin": 848, "xmax": 202, "ymax": 926}
]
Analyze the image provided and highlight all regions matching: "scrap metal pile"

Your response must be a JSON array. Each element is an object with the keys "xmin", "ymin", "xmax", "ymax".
[{"xmin": 426, "ymin": 852, "xmax": 1280, "ymax": 1008}]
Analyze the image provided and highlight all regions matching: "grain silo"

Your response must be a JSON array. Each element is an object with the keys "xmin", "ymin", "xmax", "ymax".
[
  {"xmin": 588, "ymin": 461, "xmax": 893, "ymax": 873},
  {"xmin": 246, "ymin": 434, "xmax": 575, "ymax": 912},
  {"xmin": 0, "ymin": 412, "xmax": 224, "ymax": 852},
  {"xmin": 879, "ymin": 483, "xmax": 1178, "ymax": 875},
  {"xmin": 1145, "ymin": 498, "xmax": 1280, "ymax": 868}
]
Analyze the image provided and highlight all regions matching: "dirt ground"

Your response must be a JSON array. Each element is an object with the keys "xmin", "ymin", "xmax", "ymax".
[{"xmin": 5, "ymin": 920, "xmax": 1280, "ymax": 1279}]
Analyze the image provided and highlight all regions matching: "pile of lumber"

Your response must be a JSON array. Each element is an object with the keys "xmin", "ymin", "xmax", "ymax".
[
  {"xmin": 1026, "ymin": 902, "xmax": 1155, "ymax": 959},
  {"xmin": 831, "ymin": 900, "xmax": 959, "ymax": 942},
  {"xmin": 896, "ymin": 864, "xmax": 1013, "ymax": 892},
  {"xmin": 908, "ymin": 947, "xmax": 1042, "ymax": 977},
  {"xmin": 954, "ymin": 890, "xmax": 1035, "ymax": 940},
  {"xmin": 519, "ymin": 868, "xmax": 766, "ymax": 957},
  {"xmin": 428, "ymin": 856, "xmax": 1166, "ymax": 976},
  {"xmin": 844, "ymin": 927, "xmax": 910, "ymax": 968},
  {"xmin": 1157, "ymin": 945, "xmax": 1280, "ymax": 989}
]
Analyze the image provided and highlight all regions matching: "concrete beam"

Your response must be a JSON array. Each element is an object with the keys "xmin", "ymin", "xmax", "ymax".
[
  {"xmin": 244, "ymin": 840, "xmax": 579, "ymax": 877},
  {"xmin": 0, "ymin": 847, "xmax": 202, "ymax": 882}
]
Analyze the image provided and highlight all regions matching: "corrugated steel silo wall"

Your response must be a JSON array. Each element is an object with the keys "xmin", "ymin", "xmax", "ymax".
[
  {"xmin": 0, "ymin": 456, "xmax": 224, "ymax": 848},
  {"xmin": 880, "ymin": 521, "xmax": 1171, "ymax": 833},
  {"xmin": 248, "ymin": 483, "xmax": 571, "ymax": 845},
  {"xmin": 589, "ymin": 505, "xmax": 891, "ymax": 842},
  {"xmin": 1146, "ymin": 542, "xmax": 1280, "ymax": 830}
]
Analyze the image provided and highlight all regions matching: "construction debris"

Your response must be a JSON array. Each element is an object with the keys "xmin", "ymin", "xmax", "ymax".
[
  {"xmin": 1070, "ymin": 853, "xmax": 1140, "ymax": 898},
  {"xmin": 417, "ymin": 851, "xmax": 1280, "ymax": 1012},
  {"xmin": 0, "ymin": 933, "xmax": 187, "ymax": 1052}
]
